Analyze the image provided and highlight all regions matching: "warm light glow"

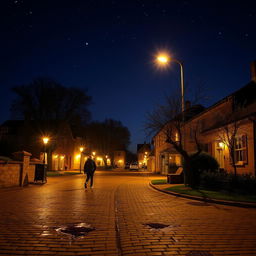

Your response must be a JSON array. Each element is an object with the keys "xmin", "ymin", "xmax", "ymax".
[
  {"xmin": 118, "ymin": 160, "xmax": 123, "ymax": 163},
  {"xmin": 157, "ymin": 55, "xmax": 169, "ymax": 64},
  {"xmin": 92, "ymin": 151, "xmax": 96, "ymax": 156},
  {"xmin": 76, "ymin": 154, "xmax": 81, "ymax": 159},
  {"xmin": 53, "ymin": 154, "xmax": 58, "ymax": 159},
  {"xmin": 42, "ymin": 137, "xmax": 49, "ymax": 145},
  {"xmin": 60, "ymin": 155, "xmax": 64, "ymax": 160},
  {"xmin": 145, "ymin": 152, "xmax": 148, "ymax": 155},
  {"xmin": 79, "ymin": 147, "xmax": 84, "ymax": 152},
  {"xmin": 105, "ymin": 155, "xmax": 108, "ymax": 158},
  {"xmin": 154, "ymin": 50, "xmax": 172, "ymax": 70},
  {"xmin": 97, "ymin": 157, "xmax": 103, "ymax": 161},
  {"xmin": 219, "ymin": 142, "xmax": 225, "ymax": 148}
]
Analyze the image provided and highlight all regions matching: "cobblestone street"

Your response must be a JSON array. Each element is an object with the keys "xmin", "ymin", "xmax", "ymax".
[{"xmin": 0, "ymin": 170, "xmax": 256, "ymax": 256}]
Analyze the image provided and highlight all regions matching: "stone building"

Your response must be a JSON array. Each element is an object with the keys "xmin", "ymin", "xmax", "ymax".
[{"xmin": 152, "ymin": 61, "xmax": 256, "ymax": 175}]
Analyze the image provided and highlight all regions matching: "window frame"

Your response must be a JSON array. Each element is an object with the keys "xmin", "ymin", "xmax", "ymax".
[{"xmin": 234, "ymin": 134, "xmax": 248, "ymax": 165}]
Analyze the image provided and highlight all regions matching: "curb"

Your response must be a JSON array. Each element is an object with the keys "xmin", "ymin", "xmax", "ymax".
[{"xmin": 149, "ymin": 182, "xmax": 256, "ymax": 208}]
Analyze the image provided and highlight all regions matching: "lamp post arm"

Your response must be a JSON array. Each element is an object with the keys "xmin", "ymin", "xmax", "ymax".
[{"xmin": 172, "ymin": 59, "xmax": 185, "ymax": 115}]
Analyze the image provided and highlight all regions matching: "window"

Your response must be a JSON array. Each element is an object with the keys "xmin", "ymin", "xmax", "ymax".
[{"xmin": 234, "ymin": 135, "xmax": 247, "ymax": 164}]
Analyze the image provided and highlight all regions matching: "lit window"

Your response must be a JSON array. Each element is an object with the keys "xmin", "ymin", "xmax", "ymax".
[
  {"xmin": 175, "ymin": 133, "xmax": 179, "ymax": 142},
  {"xmin": 234, "ymin": 135, "xmax": 247, "ymax": 164}
]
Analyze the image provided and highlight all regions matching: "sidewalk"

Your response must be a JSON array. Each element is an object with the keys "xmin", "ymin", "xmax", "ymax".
[{"xmin": 150, "ymin": 181, "xmax": 256, "ymax": 208}]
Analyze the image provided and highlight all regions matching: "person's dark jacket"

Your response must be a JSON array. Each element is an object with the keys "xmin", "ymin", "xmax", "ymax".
[{"xmin": 84, "ymin": 158, "xmax": 96, "ymax": 174}]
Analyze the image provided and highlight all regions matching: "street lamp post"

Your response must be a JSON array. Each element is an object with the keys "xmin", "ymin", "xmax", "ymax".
[
  {"xmin": 42, "ymin": 137, "xmax": 49, "ymax": 165},
  {"xmin": 156, "ymin": 52, "xmax": 187, "ymax": 182},
  {"xmin": 156, "ymin": 54, "xmax": 185, "ymax": 115},
  {"xmin": 79, "ymin": 147, "xmax": 84, "ymax": 173},
  {"xmin": 42, "ymin": 136, "xmax": 49, "ymax": 182}
]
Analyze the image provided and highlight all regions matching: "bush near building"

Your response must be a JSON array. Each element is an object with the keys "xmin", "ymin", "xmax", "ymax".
[
  {"xmin": 200, "ymin": 171, "xmax": 256, "ymax": 195},
  {"xmin": 190, "ymin": 152, "xmax": 219, "ymax": 188}
]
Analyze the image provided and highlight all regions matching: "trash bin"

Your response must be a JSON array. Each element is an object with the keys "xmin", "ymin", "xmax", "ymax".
[{"xmin": 34, "ymin": 164, "xmax": 47, "ymax": 183}]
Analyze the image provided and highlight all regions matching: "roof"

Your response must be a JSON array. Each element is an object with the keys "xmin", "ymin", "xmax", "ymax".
[
  {"xmin": 152, "ymin": 104, "xmax": 205, "ymax": 139},
  {"xmin": 187, "ymin": 80, "xmax": 256, "ymax": 124}
]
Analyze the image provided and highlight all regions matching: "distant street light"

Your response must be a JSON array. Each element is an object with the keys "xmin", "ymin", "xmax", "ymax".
[
  {"xmin": 42, "ymin": 137, "xmax": 49, "ymax": 164},
  {"xmin": 42, "ymin": 136, "xmax": 49, "ymax": 182},
  {"xmin": 79, "ymin": 147, "xmax": 84, "ymax": 173},
  {"xmin": 156, "ymin": 52, "xmax": 185, "ymax": 115}
]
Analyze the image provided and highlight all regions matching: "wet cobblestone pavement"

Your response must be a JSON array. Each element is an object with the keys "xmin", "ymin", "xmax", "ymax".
[{"xmin": 0, "ymin": 170, "xmax": 256, "ymax": 255}]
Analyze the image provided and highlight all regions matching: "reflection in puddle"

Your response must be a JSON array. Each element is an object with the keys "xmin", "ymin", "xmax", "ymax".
[
  {"xmin": 41, "ymin": 230, "xmax": 52, "ymax": 236},
  {"xmin": 144, "ymin": 222, "xmax": 180, "ymax": 232},
  {"xmin": 55, "ymin": 223, "xmax": 95, "ymax": 239}
]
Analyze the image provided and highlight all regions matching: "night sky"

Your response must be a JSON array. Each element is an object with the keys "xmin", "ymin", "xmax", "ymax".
[{"xmin": 1, "ymin": 0, "xmax": 256, "ymax": 152}]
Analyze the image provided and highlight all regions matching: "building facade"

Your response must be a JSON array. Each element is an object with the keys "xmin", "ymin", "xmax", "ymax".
[
  {"xmin": 113, "ymin": 150, "xmax": 126, "ymax": 168},
  {"xmin": 137, "ymin": 143, "xmax": 151, "ymax": 168},
  {"xmin": 152, "ymin": 62, "xmax": 256, "ymax": 176}
]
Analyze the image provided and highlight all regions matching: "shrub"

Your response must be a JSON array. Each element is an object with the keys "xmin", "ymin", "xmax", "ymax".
[
  {"xmin": 228, "ymin": 174, "xmax": 256, "ymax": 194},
  {"xmin": 200, "ymin": 171, "xmax": 228, "ymax": 191},
  {"xmin": 200, "ymin": 171, "xmax": 256, "ymax": 194},
  {"xmin": 190, "ymin": 152, "xmax": 219, "ymax": 188}
]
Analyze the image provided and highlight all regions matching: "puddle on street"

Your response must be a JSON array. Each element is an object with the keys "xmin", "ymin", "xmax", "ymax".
[
  {"xmin": 144, "ymin": 222, "xmax": 180, "ymax": 232},
  {"xmin": 55, "ymin": 223, "xmax": 95, "ymax": 239},
  {"xmin": 41, "ymin": 230, "xmax": 52, "ymax": 236}
]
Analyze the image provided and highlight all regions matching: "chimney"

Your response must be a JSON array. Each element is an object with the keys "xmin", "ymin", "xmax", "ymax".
[
  {"xmin": 185, "ymin": 100, "xmax": 191, "ymax": 110},
  {"xmin": 251, "ymin": 61, "xmax": 256, "ymax": 82}
]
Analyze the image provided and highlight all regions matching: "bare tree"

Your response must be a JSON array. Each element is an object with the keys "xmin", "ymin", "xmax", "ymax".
[
  {"xmin": 145, "ymin": 91, "xmax": 204, "ymax": 185},
  {"xmin": 217, "ymin": 116, "xmax": 242, "ymax": 177},
  {"xmin": 11, "ymin": 77, "xmax": 92, "ymax": 125}
]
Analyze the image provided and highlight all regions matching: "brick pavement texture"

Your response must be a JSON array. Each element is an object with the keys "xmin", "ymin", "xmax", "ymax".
[{"xmin": 0, "ymin": 170, "xmax": 256, "ymax": 256}]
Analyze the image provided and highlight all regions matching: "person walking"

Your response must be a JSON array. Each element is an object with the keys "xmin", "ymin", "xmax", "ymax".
[{"xmin": 83, "ymin": 156, "xmax": 96, "ymax": 188}]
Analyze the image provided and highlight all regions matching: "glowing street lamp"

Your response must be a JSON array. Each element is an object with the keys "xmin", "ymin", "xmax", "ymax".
[
  {"xmin": 156, "ymin": 52, "xmax": 185, "ymax": 115},
  {"xmin": 42, "ymin": 137, "xmax": 49, "ymax": 164},
  {"xmin": 41, "ymin": 136, "xmax": 49, "ymax": 183},
  {"xmin": 157, "ymin": 55, "xmax": 169, "ymax": 64},
  {"xmin": 79, "ymin": 146, "xmax": 84, "ymax": 173},
  {"xmin": 43, "ymin": 137, "xmax": 49, "ymax": 145}
]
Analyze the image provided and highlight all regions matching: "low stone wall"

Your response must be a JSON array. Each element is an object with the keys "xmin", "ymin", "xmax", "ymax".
[
  {"xmin": 0, "ymin": 151, "xmax": 37, "ymax": 188},
  {"xmin": 0, "ymin": 161, "xmax": 21, "ymax": 188}
]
